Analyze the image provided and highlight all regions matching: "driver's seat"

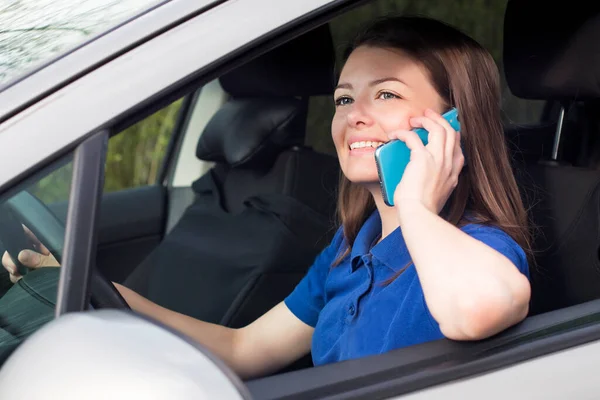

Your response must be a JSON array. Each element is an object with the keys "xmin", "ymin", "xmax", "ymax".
[{"xmin": 124, "ymin": 25, "xmax": 340, "ymax": 328}]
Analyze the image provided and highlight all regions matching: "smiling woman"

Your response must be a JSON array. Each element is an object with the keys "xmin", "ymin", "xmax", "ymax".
[{"xmin": 288, "ymin": 16, "xmax": 533, "ymax": 361}]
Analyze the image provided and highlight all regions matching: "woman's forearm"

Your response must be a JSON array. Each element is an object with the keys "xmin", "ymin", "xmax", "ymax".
[
  {"xmin": 113, "ymin": 284, "xmax": 310, "ymax": 380},
  {"xmin": 396, "ymin": 201, "xmax": 530, "ymax": 340},
  {"xmin": 114, "ymin": 283, "xmax": 241, "ymax": 373}
]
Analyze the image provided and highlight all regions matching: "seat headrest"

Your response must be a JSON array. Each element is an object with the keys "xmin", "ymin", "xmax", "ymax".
[
  {"xmin": 504, "ymin": 1, "xmax": 600, "ymax": 100},
  {"xmin": 219, "ymin": 24, "xmax": 335, "ymax": 97},
  {"xmin": 196, "ymin": 98, "xmax": 307, "ymax": 169}
]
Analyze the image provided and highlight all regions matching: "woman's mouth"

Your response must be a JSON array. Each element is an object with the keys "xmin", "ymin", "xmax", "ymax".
[{"xmin": 349, "ymin": 141, "xmax": 385, "ymax": 153}]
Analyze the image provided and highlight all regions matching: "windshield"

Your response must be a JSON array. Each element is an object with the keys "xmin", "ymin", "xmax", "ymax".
[{"xmin": 0, "ymin": 0, "xmax": 163, "ymax": 85}]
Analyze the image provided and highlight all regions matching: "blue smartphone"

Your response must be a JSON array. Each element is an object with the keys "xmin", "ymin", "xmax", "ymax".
[{"xmin": 374, "ymin": 107, "xmax": 461, "ymax": 206}]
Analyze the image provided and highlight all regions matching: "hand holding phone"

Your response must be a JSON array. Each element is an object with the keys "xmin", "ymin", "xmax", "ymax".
[{"xmin": 374, "ymin": 108, "xmax": 461, "ymax": 206}]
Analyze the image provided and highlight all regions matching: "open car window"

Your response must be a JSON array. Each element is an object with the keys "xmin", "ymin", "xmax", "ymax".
[{"xmin": 0, "ymin": 154, "xmax": 73, "ymax": 365}]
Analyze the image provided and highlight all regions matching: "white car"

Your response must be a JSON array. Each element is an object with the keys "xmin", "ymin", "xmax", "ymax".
[{"xmin": 0, "ymin": 0, "xmax": 598, "ymax": 398}]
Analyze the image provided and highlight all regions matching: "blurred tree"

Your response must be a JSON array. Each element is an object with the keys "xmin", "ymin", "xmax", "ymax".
[{"xmin": 104, "ymin": 99, "xmax": 182, "ymax": 193}]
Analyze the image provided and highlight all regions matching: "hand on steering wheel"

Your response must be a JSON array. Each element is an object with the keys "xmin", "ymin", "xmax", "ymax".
[{"xmin": 2, "ymin": 226, "xmax": 59, "ymax": 283}]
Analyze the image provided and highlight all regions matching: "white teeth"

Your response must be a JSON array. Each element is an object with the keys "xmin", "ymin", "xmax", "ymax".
[{"xmin": 350, "ymin": 141, "xmax": 384, "ymax": 150}]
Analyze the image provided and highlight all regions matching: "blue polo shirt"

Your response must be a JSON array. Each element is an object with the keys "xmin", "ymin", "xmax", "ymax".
[{"xmin": 284, "ymin": 210, "xmax": 529, "ymax": 366}]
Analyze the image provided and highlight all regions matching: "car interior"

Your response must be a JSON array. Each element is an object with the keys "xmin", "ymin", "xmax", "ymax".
[
  {"xmin": 122, "ymin": 24, "xmax": 340, "ymax": 330},
  {"xmin": 1, "ymin": 0, "xmax": 600, "ymax": 395}
]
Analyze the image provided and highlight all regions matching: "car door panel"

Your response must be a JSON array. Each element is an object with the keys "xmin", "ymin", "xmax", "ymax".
[
  {"xmin": 96, "ymin": 185, "xmax": 166, "ymax": 283},
  {"xmin": 48, "ymin": 185, "xmax": 166, "ymax": 283}
]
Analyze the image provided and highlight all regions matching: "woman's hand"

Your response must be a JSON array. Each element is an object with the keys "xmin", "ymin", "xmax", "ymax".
[
  {"xmin": 1, "ymin": 226, "xmax": 60, "ymax": 283},
  {"xmin": 388, "ymin": 108, "xmax": 465, "ymax": 216}
]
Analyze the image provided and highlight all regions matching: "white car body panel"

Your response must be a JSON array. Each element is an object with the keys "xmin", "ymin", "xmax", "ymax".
[
  {"xmin": 398, "ymin": 339, "xmax": 600, "ymax": 399},
  {"xmin": 0, "ymin": 310, "xmax": 249, "ymax": 399}
]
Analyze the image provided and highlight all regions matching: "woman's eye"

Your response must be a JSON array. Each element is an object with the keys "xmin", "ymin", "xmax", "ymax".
[
  {"xmin": 378, "ymin": 91, "xmax": 400, "ymax": 100},
  {"xmin": 334, "ymin": 96, "xmax": 353, "ymax": 107}
]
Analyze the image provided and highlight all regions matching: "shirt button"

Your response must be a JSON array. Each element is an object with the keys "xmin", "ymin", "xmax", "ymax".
[{"xmin": 348, "ymin": 304, "xmax": 355, "ymax": 315}]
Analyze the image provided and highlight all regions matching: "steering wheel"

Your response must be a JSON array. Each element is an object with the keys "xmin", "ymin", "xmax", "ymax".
[{"xmin": 0, "ymin": 191, "xmax": 128, "ymax": 309}]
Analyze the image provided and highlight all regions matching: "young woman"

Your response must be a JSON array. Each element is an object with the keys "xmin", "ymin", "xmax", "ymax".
[{"xmin": 3, "ymin": 15, "xmax": 532, "ymax": 380}]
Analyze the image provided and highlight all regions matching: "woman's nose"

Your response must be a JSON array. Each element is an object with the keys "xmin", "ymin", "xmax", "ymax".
[{"xmin": 346, "ymin": 100, "xmax": 374, "ymax": 128}]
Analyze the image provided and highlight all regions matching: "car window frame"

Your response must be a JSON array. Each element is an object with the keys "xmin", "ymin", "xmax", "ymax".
[
  {"xmin": 2, "ymin": 0, "xmax": 599, "ymax": 397},
  {"xmin": 56, "ymin": 130, "xmax": 108, "ymax": 315},
  {"xmin": 0, "ymin": 129, "xmax": 107, "ymax": 364}
]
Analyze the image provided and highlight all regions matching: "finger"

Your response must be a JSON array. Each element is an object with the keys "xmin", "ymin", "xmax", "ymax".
[
  {"xmin": 452, "ymin": 130, "xmax": 465, "ymax": 172},
  {"xmin": 389, "ymin": 130, "xmax": 428, "ymax": 156},
  {"xmin": 18, "ymin": 250, "xmax": 44, "ymax": 269},
  {"xmin": 411, "ymin": 116, "xmax": 446, "ymax": 164},
  {"xmin": 424, "ymin": 108, "xmax": 456, "ymax": 133},
  {"xmin": 2, "ymin": 251, "xmax": 17, "ymax": 275},
  {"xmin": 444, "ymin": 131, "xmax": 464, "ymax": 191},
  {"xmin": 425, "ymin": 109, "xmax": 458, "ymax": 173},
  {"xmin": 9, "ymin": 272, "xmax": 22, "ymax": 284},
  {"xmin": 22, "ymin": 225, "xmax": 50, "ymax": 255}
]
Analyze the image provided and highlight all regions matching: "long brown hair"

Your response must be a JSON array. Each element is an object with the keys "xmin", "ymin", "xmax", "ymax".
[{"xmin": 333, "ymin": 15, "xmax": 532, "ymax": 268}]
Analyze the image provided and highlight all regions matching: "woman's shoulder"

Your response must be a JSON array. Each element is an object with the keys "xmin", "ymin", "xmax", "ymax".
[{"xmin": 312, "ymin": 226, "xmax": 346, "ymax": 265}]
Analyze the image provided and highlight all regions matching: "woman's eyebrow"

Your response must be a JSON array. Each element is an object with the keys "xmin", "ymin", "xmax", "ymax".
[
  {"xmin": 370, "ymin": 77, "xmax": 408, "ymax": 87},
  {"xmin": 335, "ymin": 82, "xmax": 352, "ymax": 90},
  {"xmin": 335, "ymin": 77, "xmax": 408, "ymax": 91}
]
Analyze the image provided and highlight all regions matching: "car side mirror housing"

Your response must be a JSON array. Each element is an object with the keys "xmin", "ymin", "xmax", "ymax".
[{"xmin": 0, "ymin": 309, "xmax": 250, "ymax": 400}]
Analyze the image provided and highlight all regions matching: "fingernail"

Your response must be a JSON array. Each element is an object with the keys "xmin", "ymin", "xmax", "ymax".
[
  {"xmin": 18, "ymin": 250, "xmax": 38, "ymax": 264},
  {"xmin": 18, "ymin": 250, "xmax": 28, "ymax": 263}
]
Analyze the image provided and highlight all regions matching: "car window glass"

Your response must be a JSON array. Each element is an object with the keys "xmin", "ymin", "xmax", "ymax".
[
  {"xmin": 305, "ymin": 0, "xmax": 547, "ymax": 156},
  {"xmin": 0, "ymin": 0, "xmax": 164, "ymax": 85},
  {"xmin": 0, "ymin": 154, "xmax": 73, "ymax": 366},
  {"xmin": 105, "ymin": 98, "xmax": 183, "ymax": 193}
]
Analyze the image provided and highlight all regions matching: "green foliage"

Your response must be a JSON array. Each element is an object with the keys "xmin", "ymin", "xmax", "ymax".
[
  {"xmin": 104, "ymin": 99, "xmax": 182, "ymax": 193},
  {"xmin": 29, "ymin": 162, "xmax": 73, "ymax": 204}
]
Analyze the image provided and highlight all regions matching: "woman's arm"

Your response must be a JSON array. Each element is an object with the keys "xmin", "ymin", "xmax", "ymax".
[
  {"xmin": 116, "ymin": 284, "xmax": 313, "ymax": 380},
  {"xmin": 2, "ymin": 230, "xmax": 315, "ymax": 380},
  {"xmin": 395, "ymin": 202, "xmax": 530, "ymax": 340},
  {"xmin": 389, "ymin": 109, "xmax": 530, "ymax": 340}
]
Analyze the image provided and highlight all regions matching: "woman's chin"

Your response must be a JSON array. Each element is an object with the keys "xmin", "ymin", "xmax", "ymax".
[{"xmin": 345, "ymin": 174, "xmax": 381, "ymax": 186}]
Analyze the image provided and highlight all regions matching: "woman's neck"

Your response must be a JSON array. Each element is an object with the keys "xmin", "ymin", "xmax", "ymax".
[{"xmin": 366, "ymin": 184, "xmax": 400, "ymax": 241}]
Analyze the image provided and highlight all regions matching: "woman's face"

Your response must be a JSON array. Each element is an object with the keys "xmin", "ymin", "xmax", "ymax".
[{"xmin": 332, "ymin": 45, "xmax": 446, "ymax": 185}]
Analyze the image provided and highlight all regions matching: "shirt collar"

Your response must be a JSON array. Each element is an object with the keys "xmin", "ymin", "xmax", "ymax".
[{"xmin": 349, "ymin": 210, "xmax": 409, "ymax": 272}]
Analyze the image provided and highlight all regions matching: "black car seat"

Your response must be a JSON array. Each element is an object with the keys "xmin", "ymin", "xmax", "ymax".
[
  {"xmin": 503, "ymin": 0, "xmax": 600, "ymax": 315},
  {"xmin": 124, "ymin": 25, "xmax": 340, "ymax": 328}
]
